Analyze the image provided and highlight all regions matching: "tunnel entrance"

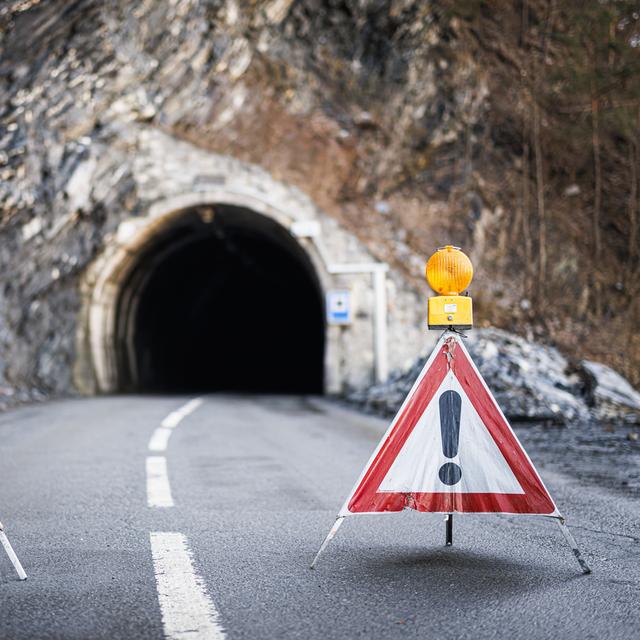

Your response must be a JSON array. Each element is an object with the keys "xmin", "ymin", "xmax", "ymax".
[{"xmin": 114, "ymin": 205, "xmax": 325, "ymax": 394}]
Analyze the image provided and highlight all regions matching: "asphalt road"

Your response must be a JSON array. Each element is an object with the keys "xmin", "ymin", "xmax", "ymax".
[{"xmin": 0, "ymin": 395, "xmax": 638, "ymax": 639}]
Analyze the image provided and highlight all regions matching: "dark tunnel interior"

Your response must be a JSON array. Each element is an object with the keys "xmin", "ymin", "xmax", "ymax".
[{"xmin": 115, "ymin": 206, "xmax": 325, "ymax": 394}]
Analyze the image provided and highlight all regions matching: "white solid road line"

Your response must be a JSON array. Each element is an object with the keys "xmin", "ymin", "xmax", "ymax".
[
  {"xmin": 150, "ymin": 532, "xmax": 226, "ymax": 640},
  {"xmin": 148, "ymin": 427, "xmax": 173, "ymax": 452},
  {"xmin": 146, "ymin": 457, "xmax": 174, "ymax": 508},
  {"xmin": 149, "ymin": 397, "xmax": 203, "ymax": 452},
  {"xmin": 161, "ymin": 398, "xmax": 204, "ymax": 429}
]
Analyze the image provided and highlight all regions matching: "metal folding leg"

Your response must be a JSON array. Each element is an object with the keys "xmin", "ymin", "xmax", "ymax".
[{"xmin": 0, "ymin": 520, "xmax": 27, "ymax": 580}]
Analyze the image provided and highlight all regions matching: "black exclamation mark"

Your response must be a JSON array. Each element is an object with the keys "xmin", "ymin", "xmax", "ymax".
[{"xmin": 438, "ymin": 390, "xmax": 462, "ymax": 485}]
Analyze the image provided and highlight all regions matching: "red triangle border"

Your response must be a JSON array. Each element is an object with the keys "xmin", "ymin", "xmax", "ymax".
[{"xmin": 347, "ymin": 336, "xmax": 557, "ymax": 515}]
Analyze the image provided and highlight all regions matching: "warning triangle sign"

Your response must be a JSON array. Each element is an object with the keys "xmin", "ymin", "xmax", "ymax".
[{"xmin": 339, "ymin": 332, "xmax": 559, "ymax": 517}]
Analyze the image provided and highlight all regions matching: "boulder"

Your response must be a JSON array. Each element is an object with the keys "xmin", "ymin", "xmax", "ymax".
[
  {"xmin": 465, "ymin": 329, "xmax": 590, "ymax": 424},
  {"xmin": 579, "ymin": 360, "xmax": 640, "ymax": 424},
  {"xmin": 348, "ymin": 328, "xmax": 640, "ymax": 426}
]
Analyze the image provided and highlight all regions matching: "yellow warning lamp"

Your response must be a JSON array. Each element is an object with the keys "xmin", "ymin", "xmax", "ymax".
[{"xmin": 426, "ymin": 245, "xmax": 473, "ymax": 330}]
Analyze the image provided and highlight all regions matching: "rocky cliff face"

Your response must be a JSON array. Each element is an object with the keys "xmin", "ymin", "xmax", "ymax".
[
  {"xmin": 0, "ymin": 1, "xmax": 638, "ymax": 401},
  {"xmin": 0, "ymin": 0, "xmax": 488, "ymax": 400}
]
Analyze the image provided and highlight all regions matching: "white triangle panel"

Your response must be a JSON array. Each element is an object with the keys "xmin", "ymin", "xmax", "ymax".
[{"xmin": 378, "ymin": 372, "xmax": 524, "ymax": 494}]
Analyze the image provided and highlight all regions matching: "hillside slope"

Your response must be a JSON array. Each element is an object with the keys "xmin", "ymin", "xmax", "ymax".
[{"xmin": 0, "ymin": 0, "xmax": 639, "ymax": 395}]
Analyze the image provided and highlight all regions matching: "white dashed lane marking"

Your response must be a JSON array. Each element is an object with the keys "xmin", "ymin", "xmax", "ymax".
[
  {"xmin": 148, "ymin": 400, "xmax": 220, "ymax": 635},
  {"xmin": 146, "ymin": 456, "xmax": 174, "ymax": 508},
  {"xmin": 146, "ymin": 398, "xmax": 203, "ymax": 505},
  {"xmin": 150, "ymin": 532, "xmax": 225, "ymax": 640},
  {"xmin": 149, "ymin": 397, "xmax": 203, "ymax": 452},
  {"xmin": 162, "ymin": 398, "xmax": 204, "ymax": 429},
  {"xmin": 148, "ymin": 427, "xmax": 172, "ymax": 453}
]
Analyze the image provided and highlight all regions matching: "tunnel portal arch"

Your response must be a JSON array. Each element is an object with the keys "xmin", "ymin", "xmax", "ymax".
[
  {"xmin": 76, "ymin": 192, "xmax": 339, "ymax": 395},
  {"xmin": 115, "ymin": 204, "xmax": 326, "ymax": 393},
  {"xmin": 74, "ymin": 133, "xmax": 418, "ymax": 397}
]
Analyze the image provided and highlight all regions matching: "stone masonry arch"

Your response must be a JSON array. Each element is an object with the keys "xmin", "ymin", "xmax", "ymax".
[{"xmin": 74, "ymin": 128, "xmax": 425, "ymax": 395}]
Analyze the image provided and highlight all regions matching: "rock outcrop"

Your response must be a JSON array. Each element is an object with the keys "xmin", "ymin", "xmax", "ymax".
[{"xmin": 0, "ymin": 0, "xmax": 486, "ymax": 401}]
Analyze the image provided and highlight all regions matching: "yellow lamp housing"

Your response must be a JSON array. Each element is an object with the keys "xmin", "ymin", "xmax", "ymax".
[
  {"xmin": 425, "ymin": 246, "xmax": 474, "ymax": 330},
  {"xmin": 427, "ymin": 295, "xmax": 473, "ymax": 330}
]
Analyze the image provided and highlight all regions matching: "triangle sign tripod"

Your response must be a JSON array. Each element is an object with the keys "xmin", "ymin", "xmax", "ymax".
[
  {"xmin": 311, "ymin": 331, "xmax": 591, "ymax": 574},
  {"xmin": 311, "ymin": 246, "xmax": 591, "ymax": 574}
]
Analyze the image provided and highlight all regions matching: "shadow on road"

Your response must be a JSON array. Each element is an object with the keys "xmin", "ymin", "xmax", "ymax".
[{"xmin": 327, "ymin": 547, "xmax": 589, "ymax": 594}]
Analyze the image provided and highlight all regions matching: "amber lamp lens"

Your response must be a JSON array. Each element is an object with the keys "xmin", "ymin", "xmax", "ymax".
[{"xmin": 425, "ymin": 245, "xmax": 473, "ymax": 295}]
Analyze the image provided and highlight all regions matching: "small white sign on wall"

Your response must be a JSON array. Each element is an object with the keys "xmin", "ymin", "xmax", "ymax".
[{"xmin": 327, "ymin": 290, "xmax": 352, "ymax": 325}]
